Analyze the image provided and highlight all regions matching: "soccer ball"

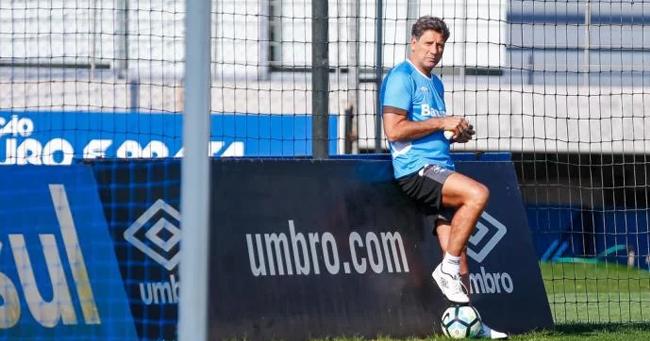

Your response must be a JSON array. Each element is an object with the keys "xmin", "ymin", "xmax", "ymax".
[{"xmin": 440, "ymin": 305, "xmax": 482, "ymax": 339}]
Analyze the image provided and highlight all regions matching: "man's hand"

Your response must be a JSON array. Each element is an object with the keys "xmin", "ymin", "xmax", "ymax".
[
  {"xmin": 441, "ymin": 116, "xmax": 469, "ymax": 138},
  {"xmin": 452, "ymin": 124, "xmax": 475, "ymax": 143}
]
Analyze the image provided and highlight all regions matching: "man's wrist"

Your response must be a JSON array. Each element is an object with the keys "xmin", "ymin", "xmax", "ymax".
[{"xmin": 427, "ymin": 117, "xmax": 444, "ymax": 132}]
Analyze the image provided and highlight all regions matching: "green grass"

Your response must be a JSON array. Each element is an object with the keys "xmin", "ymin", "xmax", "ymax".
[
  {"xmin": 313, "ymin": 324, "xmax": 650, "ymax": 341},
  {"xmin": 540, "ymin": 261, "xmax": 650, "ymax": 324},
  {"xmin": 322, "ymin": 323, "xmax": 650, "ymax": 340}
]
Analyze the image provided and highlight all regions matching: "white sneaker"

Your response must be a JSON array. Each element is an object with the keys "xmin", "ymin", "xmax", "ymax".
[
  {"xmin": 431, "ymin": 264, "xmax": 469, "ymax": 304},
  {"xmin": 476, "ymin": 322, "xmax": 508, "ymax": 339}
]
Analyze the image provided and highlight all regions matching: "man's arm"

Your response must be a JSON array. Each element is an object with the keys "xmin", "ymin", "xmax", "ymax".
[{"xmin": 383, "ymin": 106, "xmax": 468, "ymax": 142}]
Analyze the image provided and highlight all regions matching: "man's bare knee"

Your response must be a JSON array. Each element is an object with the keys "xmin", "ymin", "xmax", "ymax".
[{"xmin": 465, "ymin": 183, "xmax": 489, "ymax": 211}]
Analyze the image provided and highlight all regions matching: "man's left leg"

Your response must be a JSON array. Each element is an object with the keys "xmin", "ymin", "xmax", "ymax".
[{"xmin": 435, "ymin": 220, "xmax": 508, "ymax": 339}]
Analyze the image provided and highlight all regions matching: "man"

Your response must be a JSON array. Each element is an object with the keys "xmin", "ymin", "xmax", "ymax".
[{"xmin": 379, "ymin": 16, "xmax": 507, "ymax": 339}]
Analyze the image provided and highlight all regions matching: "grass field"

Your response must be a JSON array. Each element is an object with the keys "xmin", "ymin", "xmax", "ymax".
[
  {"xmin": 478, "ymin": 261, "xmax": 650, "ymax": 340},
  {"xmin": 323, "ymin": 323, "xmax": 650, "ymax": 341},
  {"xmin": 541, "ymin": 261, "xmax": 650, "ymax": 324}
]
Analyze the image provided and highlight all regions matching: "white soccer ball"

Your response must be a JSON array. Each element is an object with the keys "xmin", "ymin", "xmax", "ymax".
[{"xmin": 440, "ymin": 305, "xmax": 482, "ymax": 339}]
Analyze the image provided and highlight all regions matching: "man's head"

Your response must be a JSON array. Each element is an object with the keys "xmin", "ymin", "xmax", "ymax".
[{"xmin": 410, "ymin": 16, "xmax": 450, "ymax": 74}]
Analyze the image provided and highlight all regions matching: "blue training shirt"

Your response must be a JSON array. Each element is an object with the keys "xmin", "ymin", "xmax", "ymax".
[{"xmin": 379, "ymin": 60, "xmax": 455, "ymax": 179}]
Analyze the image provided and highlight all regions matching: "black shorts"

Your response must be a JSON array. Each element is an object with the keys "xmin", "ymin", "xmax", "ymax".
[{"xmin": 397, "ymin": 164, "xmax": 455, "ymax": 225}]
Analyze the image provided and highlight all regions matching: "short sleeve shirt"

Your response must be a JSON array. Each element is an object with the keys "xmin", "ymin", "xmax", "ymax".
[{"xmin": 379, "ymin": 60, "xmax": 454, "ymax": 178}]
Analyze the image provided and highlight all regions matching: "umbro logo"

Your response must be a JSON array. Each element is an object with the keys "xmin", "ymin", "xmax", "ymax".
[
  {"xmin": 430, "ymin": 165, "xmax": 445, "ymax": 174},
  {"xmin": 124, "ymin": 199, "xmax": 181, "ymax": 271},
  {"xmin": 467, "ymin": 212, "xmax": 507, "ymax": 263}
]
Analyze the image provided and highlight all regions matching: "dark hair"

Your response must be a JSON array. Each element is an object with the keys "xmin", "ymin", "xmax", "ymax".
[{"xmin": 411, "ymin": 16, "xmax": 450, "ymax": 41}]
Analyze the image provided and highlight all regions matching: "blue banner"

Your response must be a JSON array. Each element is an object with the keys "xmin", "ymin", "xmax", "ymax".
[
  {"xmin": 0, "ymin": 111, "xmax": 339, "ymax": 165},
  {"xmin": 0, "ymin": 166, "xmax": 137, "ymax": 340},
  {"xmin": 87, "ymin": 158, "xmax": 552, "ymax": 341},
  {"xmin": 527, "ymin": 205, "xmax": 650, "ymax": 269}
]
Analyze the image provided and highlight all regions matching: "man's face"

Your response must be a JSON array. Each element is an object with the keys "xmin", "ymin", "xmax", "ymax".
[{"xmin": 410, "ymin": 30, "xmax": 446, "ymax": 72}]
